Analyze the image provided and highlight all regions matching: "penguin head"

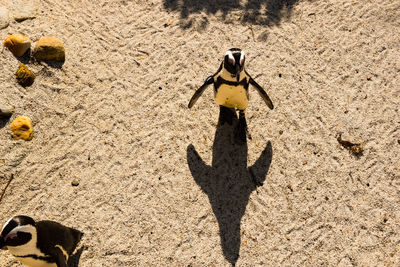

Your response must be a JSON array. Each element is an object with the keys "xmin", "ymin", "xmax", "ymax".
[
  {"xmin": 0, "ymin": 216, "xmax": 36, "ymax": 249},
  {"xmin": 224, "ymin": 48, "xmax": 245, "ymax": 82}
]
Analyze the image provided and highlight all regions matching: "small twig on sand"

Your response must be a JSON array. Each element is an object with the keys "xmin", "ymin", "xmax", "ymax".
[
  {"xmin": 249, "ymin": 25, "xmax": 256, "ymax": 42},
  {"xmin": 133, "ymin": 58, "xmax": 141, "ymax": 66},
  {"xmin": 0, "ymin": 174, "xmax": 14, "ymax": 204}
]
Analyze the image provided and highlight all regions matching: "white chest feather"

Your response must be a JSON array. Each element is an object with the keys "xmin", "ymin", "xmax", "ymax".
[
  {"xmin": 214, "ymin": 69, "xmax": 249, "ymax": 110},
  {"xmin": 8, "ymin": 241, "xmax": 45, "ymax": 257},
  {"xmin": 7, "ymin": 234, "xmax": 54, "ymax": 267},
  {"xmin": 214, "ymin": 84, "xmax": 248, "ymax": 110},
  {"xmin": 14, "ymin": 256, "xmax": 57, "ymax": 267}
]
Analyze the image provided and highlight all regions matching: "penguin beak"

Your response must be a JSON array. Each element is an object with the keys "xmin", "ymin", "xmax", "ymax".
[{"xmin": 235, "ymin": 64, "xmax": 241, "ymax": 82}]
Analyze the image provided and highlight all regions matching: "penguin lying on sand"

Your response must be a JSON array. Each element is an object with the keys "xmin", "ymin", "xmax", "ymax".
[
  {"xmin": 188, "ymin": 48, "xmax": 274, "ymax": 142},
  {"xmin": 0, "ymin": 215, "xmax": 83, "ymax": 267}
]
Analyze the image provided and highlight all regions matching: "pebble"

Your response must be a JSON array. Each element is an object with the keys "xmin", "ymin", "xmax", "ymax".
[
  {"xmin": 3, "ymin": 34, "xmax": 31, "ymax": 57},
  {"xmin": 0, "ymin": 105, "xmax": 14, "ymax": 118},
  {"xmin": 13, "ymin": 2, "xmax": 36, "ymax": 22},
  {"xmin": 10, "ymin": 116, "xmax": 33, "ymax": 141},
  {"xmin": 0, "ymin": 6, "xmax": 9, "ymax": 29},
  {"xmin": 16, "ymin": 63, "xmax": 35, "ymax": 87},
  {"xmin": 29, "ymin": 184, "xmax": 40, "ymax": 191},
  {"xmin": 71, "ymin": 179, "xmax": 79, "ymax": 186},
  {"xmin": 33, "ymin": 36, "xmax": 65, "ymax": 62},
  {"xmin": 9, "ymin": 153, "xmax": 26, "ymax": 167}
]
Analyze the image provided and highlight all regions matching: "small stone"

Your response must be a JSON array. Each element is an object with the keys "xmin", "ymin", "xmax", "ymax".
[
  {"xmin": 0, "ymin": 6, "xmax": 9, "ymax": 29},
  {"xmin": 164, "ymin": 20, "xmax": 173, "ymax": 27},
  {"xmin": 33, "ymin": 36, "xmax": 65, "ymax": 62},
  {"xmin": 71, "ymin": 179, "xmax": 79, "ymax": 186},
  {"xmin": 29, "ymin": 184, "xmax": 40, "ymax": 190},
  {"xmin": 383, "ymin": 216, "xmax": 388, "ymax": 223},
  {"xmin": 10, "ymin": 116, "xmax": 33, "ymax": 141},
  {"xmin": 16, "ymin": 63, "xmax": 35, "ymax": 87},
  {"xmin": 3, "ymin": 34, "xmax": 31, "ymax": 57},
  {"xmin": 13, "ymin": 2, "xmax": 36, "ymax": 22},
  {"xmin": 0, "ymin": 105, "xmax": 14, "ymax": 118},
  {"xmin": 9, "ymin": 153, "xmax": 26, "ymax": 167}
]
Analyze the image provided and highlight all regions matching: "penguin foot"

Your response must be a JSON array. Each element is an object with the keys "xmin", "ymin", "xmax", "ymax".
[{"xmin": 234, "ymin": 110, "xmax": 251, "ymax": 144}]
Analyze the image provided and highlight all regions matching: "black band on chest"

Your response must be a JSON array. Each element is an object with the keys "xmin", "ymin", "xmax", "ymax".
[{"xmin": 214, "ymin": 76, "xmax": 249, "ymax": 91}]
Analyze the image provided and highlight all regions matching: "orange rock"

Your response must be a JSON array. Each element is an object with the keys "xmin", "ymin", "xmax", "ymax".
[
  {"xmin": 33, "ymin": 36, "xmax": 65, "ymax": 61},
  {"xmin": 3, "ymin": 34, "xmax": 31, "ymax": 57},
  {"xmin": 10, "ymin": 116, "xmax": 33, "ymax": 141},
  {"xmin": 16, "ymin": 63, "xmax": 35, "ymax": 87}
]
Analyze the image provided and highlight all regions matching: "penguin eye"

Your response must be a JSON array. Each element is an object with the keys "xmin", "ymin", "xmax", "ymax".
[{"xmin": 5, "ymin": 233, "xmax": 17, "ymax": 240}]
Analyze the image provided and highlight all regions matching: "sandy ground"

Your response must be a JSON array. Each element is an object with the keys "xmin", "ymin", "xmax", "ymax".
[{"xmin": 1, "ymin": 0, "xmax": 399, "ymax": 266}]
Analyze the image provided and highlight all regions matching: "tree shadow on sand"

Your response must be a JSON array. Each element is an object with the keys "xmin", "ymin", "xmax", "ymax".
[
  {"xmin": 187, "ymin": 107, "xmax": 272, "ymax": 266},
  {"xmin": 164, "ymin": 0, "xmax": 303, "ymax": 28}
]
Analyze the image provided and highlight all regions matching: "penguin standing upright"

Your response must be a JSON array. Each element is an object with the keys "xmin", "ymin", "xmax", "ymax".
[
  {"xmin": 188, "ymin": 48, "xmax": 274, "ymax": 142},
  {"xmin": 0, "ymin": 215, "xmax": 83, "ymax": 267}
]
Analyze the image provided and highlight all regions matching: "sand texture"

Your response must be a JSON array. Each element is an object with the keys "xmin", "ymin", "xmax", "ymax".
[{"xmin": 1, "ymin": 0, "xmax": 399, "ymax": 266}]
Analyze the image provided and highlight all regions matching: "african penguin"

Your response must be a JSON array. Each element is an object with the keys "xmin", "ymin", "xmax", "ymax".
[
  {"xmin": 188, "ymin": 48, "xmax": 274, "ymax": 142},
  {"xmin": 0, "ymin": 215, "xmax": 83, "ymax": 267}
]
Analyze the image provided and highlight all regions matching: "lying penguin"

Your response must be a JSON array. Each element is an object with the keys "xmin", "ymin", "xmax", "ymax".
[
  {"xmin": 188, "ymin": 48, "xmax": 274, "ymax": 142},
  {"xmin": 0, "ymin": 215, "xmax": 83, "ymax": 267}
]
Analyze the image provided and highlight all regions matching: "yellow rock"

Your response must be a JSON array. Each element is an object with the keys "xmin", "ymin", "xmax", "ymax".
[
  {"xmin": 16, "ymin": 63, "xmax": 35, "ymax": 87},
  {"xmin": 33, "ymin": 36, "xmax": 65, "ymax": 61},
  {"xmin": 3, "ymin": 34, "xmax": 31, "ymax": 57},
  {"xmin": 10, "ymin": 116, "xmax": 33, "ymax": 141}
]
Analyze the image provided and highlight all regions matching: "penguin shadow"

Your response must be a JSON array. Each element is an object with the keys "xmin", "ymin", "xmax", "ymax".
[
  {"xmin": 67, "ymin": 245, "xmax": 86, "ymax": 267},
  {"xmin": 187, "ymin": 107, "xmax": 272, "ymax": 266},
  {"xmin": 163, "ymin": 0, "xmax": 303, "ymax": 27}
]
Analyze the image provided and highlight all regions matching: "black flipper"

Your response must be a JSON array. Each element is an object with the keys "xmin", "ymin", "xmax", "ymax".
[
  {"xmin": 51, "ymin": 246, "xmax": 68, "ymax": 267},
  {"xmin": 69, "ymin": 228, "xmax": 83, "ymax": 253},
  {"xmin": 246, "ymin": 71, "xmax": 274, "ymax": 110},
  {"xmin": 188, "ymin": 76, "xmax": 214, "ymax": 108},
  {"xmin": 188, "ymin": 63, "xmax": 222, "ymax": 108}
]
